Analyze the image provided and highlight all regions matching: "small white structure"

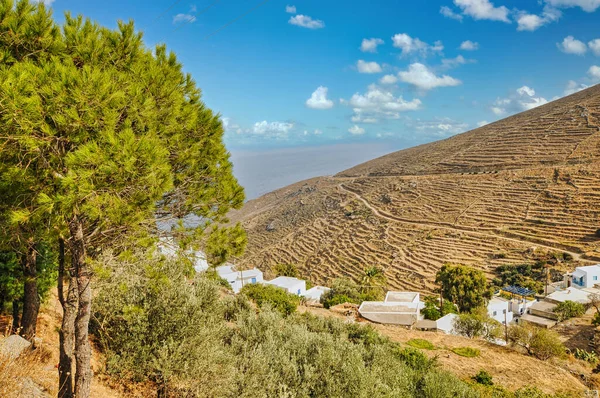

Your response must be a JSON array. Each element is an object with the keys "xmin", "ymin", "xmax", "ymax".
[
  {"xmin": 546, "ymin": 286, "xmax": 597, "ymax": 304},
  {"xmin": 265, "ymin": 276, "xmax": 306, "ymax": 296},
  {"xmin": 216, "ymin": 264, "xmax": 264, "ymax": 293},
  {"xmin": 302, "ymin": 286, "xmax": 330, "ymax": 302},
  {"xmin": 487, "ymin": 297, "xmax": 513, "ymax": 325},
  {"xmin": 569, "ymin": 265, "xmax": 600, "ymax": 289},
  {"xmin": 436, "ymin": 313, "xmax": 458, "ymax": 334},
  {"xmin": 358, "ymin": 291, "xmax": 424, "ymax": 326},
  {"xmin": 156, "ymin": 237, "xmax": 209, "ymax": 272}
]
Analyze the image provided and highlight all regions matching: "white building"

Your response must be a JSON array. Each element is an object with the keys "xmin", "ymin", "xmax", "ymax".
[
  {"xmin": 569, "ymin": 265, "xmax": 600, "ymax": 289},
  {"xmin": 436, "ymin": 313, "xmax": 458, "ymax": 334},
  {"xmin": 265, "ymin": 276, "xmax": 306, "ymax": 296},
  {"xmin": 302, "ymin": 286, "xmax": 330, "ymax": 302},
  {"xmin": 358, "ymin": 291, "xmax": 424, "ymax": 326},
  {"xmin": 487, "ymin": 297, "xmax": 513, "ymax": 325},
  {"xmin": 216, "ymin": 264, "xmax": 264, "ymax": 293},
  {"xmin": 156, "ymin": 237, "xmax": 209, "ymax": 272}
]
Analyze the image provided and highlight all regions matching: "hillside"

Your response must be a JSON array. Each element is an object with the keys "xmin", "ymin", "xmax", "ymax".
[{"xmin": 230, "ymin": 84, "xmax": 600, "ymax": 292}]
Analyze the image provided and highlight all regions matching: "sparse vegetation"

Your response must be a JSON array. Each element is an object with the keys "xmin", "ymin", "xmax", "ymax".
[
  {"xmin": 406, "ymin": 338, "xmax": 436, "ymax": 350},
  {"xmin": 573, "ymin": 348, "xmax": 598, "ymax": 364},
  {"xmin": 451, "ymin": 347, "xmax": 480, "ymax": 357},
  {"xmin": 472, "ymin": 369, "xmax": 493, "ymax": 386},
  {"xmin": 553, "ymin": 300, "xmax": 586, "ymax": 322},
  {"xmin": 320, "ymin": 277, "xmax": 380, "ymax": 309},
  {"xmin": 508, "ymin": 324, "xmax": 565, "ymax": 360}
]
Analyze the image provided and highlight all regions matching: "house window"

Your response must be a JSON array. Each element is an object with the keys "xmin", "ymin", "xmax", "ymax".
[
  {"xmin": 581, "ymin": 276, "xmax": 585, "ymax": 285},
  {"xmin": 297, "ymin": 289, "xmax": 301, "ymax": 295},
  {"xmin": 493, "ymin": 311, "xmax": 497, "ymax": 316},
  {"xmin": 594, "ymin": 276, "xmax": 598, "ymax": 281},
  {"xmin": 503, "ymin": 309, "xmax": 506, "ymax": 314},
  {"xmin": 251, "ymin": 277, "xmax": 257, "ymax": 284}
]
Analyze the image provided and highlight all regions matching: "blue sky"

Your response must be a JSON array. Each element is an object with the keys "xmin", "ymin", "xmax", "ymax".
[{"xmin": 43, "ymin": 0, "xmax": 600, "ymax": 197}]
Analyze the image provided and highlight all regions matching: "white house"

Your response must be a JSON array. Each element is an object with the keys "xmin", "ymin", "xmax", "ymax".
[
  {"xmin": 156, "ymin": 237, "xmax": 209, "ymax": 272},
  {"xmin": 569, "ymin": 265, "xmax": 600, "ymax": 289},
  {"xmin": 216, "ymin": 264, "xmax": 264, "ymax": 293},
  {"xmin": 487, "ymin": 297, "xmax": 513, "ymax": 325},
  {"xmin": 436, "ymin": 313, "xmax": 458, "ymax": 334},
  {"xmin": 302, "ymin": 286, "xmax": 330, "ymax": 302},
  {"xmin": 358, "ymin": 291, "xmax": 424, "ymax": 326},
  {"xmin": 265, "ymin": 276, "xmax": 306, "ymax": 296}
]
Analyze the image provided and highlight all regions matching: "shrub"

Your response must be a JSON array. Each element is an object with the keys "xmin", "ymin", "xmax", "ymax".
[
  {"xmin": 452, "ymin": 308, "xmax": 503, "ymax": 341},
  {"xmin": 394, "ymin": 347, "xmax": 438, "ymax": 372},
  {"xmin": 322, "ymin": 294, "xmax": 357, "ymax": 309},
  {"xmin": 472, "ymin": 370, "xmax": 493, "ymax": 386},
  {"xmin": 509, "ymin": 324, "xmax": 565, "ymax": 360},
  {"xmin": 452, "ymin": 347, "xmax": 480, "ymax": 357},
  {"xmin": 240, "ymin": 283, "xmax": 300, "ymax": 316},
  {"xmin": 554, "ymin": 300, "xmax": 585, "ymax": 321},
  {"xmin": 592, "ymin": 311, "xmax": 600, "ymax": 326},
  {"xmin": 573, "ymin": 348, "xmax": 598, "ymax": 364},
  {"xmin": 204, "ymin": 269, "xmax": 232, "ymax": 290},
  {"xmin": 273, "ymin": 263, "xmax": 299, "ymax": 278},
  {"xmin": 407, "ymin": 339, "xmax": 436, "ymax": 350}
]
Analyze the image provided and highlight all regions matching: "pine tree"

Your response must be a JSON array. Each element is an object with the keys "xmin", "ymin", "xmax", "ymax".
[{"xmin": 0, "ymin": 2, "xmax": 245, "ymax": 397}]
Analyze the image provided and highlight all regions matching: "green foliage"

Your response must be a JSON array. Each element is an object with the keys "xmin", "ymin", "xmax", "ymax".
[
  {"xmin": 273, "ymin": 263, "xmax": 299, "ymax": 278},
  {"xmin": 553, "ymin": 300, "xmax": 585, "ymax": 321},
  {"xmin": 93, "ymin": 251, "xmax": 483, "ymax": 397},
  {"xmin": 240, "ymin": 283, "xmax": 300, "ymax": 316},
  {"xmin": 452, "ymin": 308, "xmax": 503, "ymax": 341},
  {"xmin": 592, "ymin": 311, "xmax": 600, "ymax": 326},
  {"xmin": 508, "ymin": 324, "xmax": 565, "ymax": 360},
  {"xmin": 451, "ymin": 347, "xmax": 480, "ymax": 357},
  {"xmin": 203, "ymin": 269, "xmax": 232, "ymax": 290},
  {"xmin": 435, "ymin": 264, "xmax": 492, "ymax": 313},
  {"xmin": 573, "ymin": 348, "xmax": 598, "ymax": 364},
  {"xmin": 422, "ymin": 296, "xmax": 458, "ymax": 320},
  {"xmin": 360, "ymin": 266, "xmax": 387, "ymax": 299},
  {"xmin": 472, "ymin": 370, "xmax": 493, "ymax": 386},
  {"xmin": 492, "ymin": 264, "xmax": 545, "ymax": 294},
  {"xmin": 320, "ymin": 277, "xmax": 381, "ymax": 309},
  {"xmin": 406, "ymin": 339, "xmax": 436, "ymax": 350}
]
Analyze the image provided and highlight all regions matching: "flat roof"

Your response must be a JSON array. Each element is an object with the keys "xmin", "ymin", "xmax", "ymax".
[
  {"xmin": 385, "ymin": 291, "xmax": 418, "ymax": 303},
  {"xmin": 359, "ymin": 301, "xmax": 418, "ymax": 314},
  {"xmin": 266, "ymin": 276, "xmax": 305, "ymax": 289},
  {"xmin": 530, "ymin": 301, "xmax": 557, "ymax": 312},
  {"xmin": 575, "ymin": 265, "xmax": 600, "ymax": 271},
  {"xmin": 547, "ymin": 287, "xmax": 591, "ymax": 303}
]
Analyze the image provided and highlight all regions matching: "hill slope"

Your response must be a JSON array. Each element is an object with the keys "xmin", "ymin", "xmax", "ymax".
[{"xmin": 230, "ymin": 85, "xmax": 600, "ymax": 292}]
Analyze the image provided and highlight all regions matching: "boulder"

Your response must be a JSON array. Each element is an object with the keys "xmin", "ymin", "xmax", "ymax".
[{"xmin": 0, "ymin": 334, "xmax": 32, "ymax": 360}]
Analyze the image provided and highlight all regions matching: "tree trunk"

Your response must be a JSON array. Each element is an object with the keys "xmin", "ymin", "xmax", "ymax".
[
  {"xmin": 11, "ymin": 300, "xmax": 20, "ymax": 334},
  {"xmin": 70, "ymin": 218, "xmax": 93, "ymax": 398},
  {"xmin": 20, "ymin": 244, "xmax": 39, "ymax": 341},
  {"xmin": 58, "ymin": 238, "xmax": 77, "ymax": 398}
]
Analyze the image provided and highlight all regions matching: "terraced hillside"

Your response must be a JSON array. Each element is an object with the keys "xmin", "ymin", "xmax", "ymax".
[{"xmin": 230, "ymin": 85, "xmax": 600, "ymax": 292}]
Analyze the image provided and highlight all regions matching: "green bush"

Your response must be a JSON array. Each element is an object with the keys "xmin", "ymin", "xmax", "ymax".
[
  {"xmin": 204, "ymin": 269, "xmax": 232, "ymax": 290},
  {"xmin": 451, "ymin": 347, "xmax": 480, "ymax": 357},
  {"xmin": 554, "ymin": 300, "xmax": 585, "ymax": 321},
  {"xmin": 593, "ymin": 311, "xmax": 600, "ymax": 326},
  {"xmin": 407, "ymin": 339, "xmax": 436, "ymax": 350},
  {"xmin": 393, "ymin": 347, "xmax": 438, "ymax": 373},
  {"xmin": 273, "ymin": 263, "xmax": 299, "ymax": 278},
  {"xmin": 240, "ymin": 283, "xmax": 300, "ymax": 316},
  {"xmin": 452, "ymin": 308, "xmax": 503, "ymax": 341},
  {"xmin": 573, "ymin": 348, "xmax": 598, "ymax": 364},
  {"xmin": 322, "ymin": 293, "xmax": 357, "ymax": 309},
  {"xmin": 509, "ymin": 324, "xmax": 565, "ymax": 360},
  {"xmin": 472, "ymin": 370, "xmax": 493, "ymax": 385}
]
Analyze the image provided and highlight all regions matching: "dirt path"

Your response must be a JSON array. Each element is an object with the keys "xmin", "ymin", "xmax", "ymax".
[{"xmin": 337, "ymin": 182, "xmax": 591, "ymax": 263}]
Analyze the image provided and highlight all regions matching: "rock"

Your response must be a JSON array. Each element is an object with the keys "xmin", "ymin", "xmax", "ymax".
[
  {"xmin": 19, "ymin": 377, "xmax": 49, "ymax": 398},
  {"xmin": 266, "ymin": 221, "xmax": 276, "ymax": 232},
  {"xmin": 0, "ymin": 334, "xmax": 32, "ymax": 360}
]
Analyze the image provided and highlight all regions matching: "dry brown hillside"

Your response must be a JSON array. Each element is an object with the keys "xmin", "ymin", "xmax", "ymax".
[{"xmin": 230, "ymin": 84, "xmax": 600, "ymax": 292}]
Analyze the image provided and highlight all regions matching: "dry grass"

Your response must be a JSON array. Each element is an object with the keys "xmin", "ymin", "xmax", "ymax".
[{"xmin": 0, "ymin": 346, "xmax": 54, "ymax": 398}]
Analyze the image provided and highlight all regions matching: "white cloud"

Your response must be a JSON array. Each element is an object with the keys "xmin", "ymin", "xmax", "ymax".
[
  {"xmin": 517, "ymin": 85, "xmax": 535, "ymax": 97},
  {"xmin": 491, "ymin": 86, "xmax": 548, "ymax": 115},
  {"xmin": 357, "ymin": 60, "xmax": 383, "ymax": 74},
  {"xmin": 440, "ymin": 5, "xmax": 464, "ymax": 21},
  {"xmin": 348, "ymin": 125, "xmax": 366, "ymax": 135},
  {"xmin": 289, "ymin": 15, "xmax": 324, "ymax": 29},
  {"xmin": 589, "ymin": 65, "xmax": 600, "ymax": 81},
  {"xmin": 557, "ymin": 36, "xmax": 587, "ymax": 55},
  {"xmin": 173, "ymin": 13, "xmax": 196, "ymax": 24},
  {"xmin": 564, "ymin": 80, "xmax": 589, "ymax": 95},
  {"xmin": 380, "ymin": 74, "xmax": 399, "ymax": 84},
  {"xmin": 344, "ymin": 85, "xmax": 421, "ymax": 123},
  {"xmin": 460, "ymin": 40, "xmax": 479, "ymax": 50},
  {"xmin": 454, "ymin": 0, "xmax": 510, "ymax": 22},
  {"xmin": 306, "ymin": 86, "xmax": 334, "ymax": 110},
  {"xmin": 477, "ymin": 120, "xmax": 490, "ymax": 127},
  {"xmin": 391, "ymin": 33, "xmax": 443, "ymax": 57},
  {"xmin": 252, "ymin": 121, "xmax": 294, "ymax": 138},
  {"xmin": 361, "ymin": 38, "xmax": 384, "ymax": 53},
  {"xmin": 589, "ymin": 39, "xmax": 600, "ymax": 56},
  {"xmin": 516, "ymin": 7, "xmax": 561, "ymax": 31},
  {"xmin": 410, "ymin": 117, "xmax": 469, "ymax": 137},
  {"xmin": 398, "ymin": 63, "xmax": 462, "ymax": 90},
  {"xmin": 441, "ymin": 55, "xmax": 474, "ymax": 68},
  {"xmin": 285, "ymin": 5, "xmax": 296, "ymax": 13},
  {"xmin": 544, "ymin": 0, "xmax": 600, "ymax": 12}
]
